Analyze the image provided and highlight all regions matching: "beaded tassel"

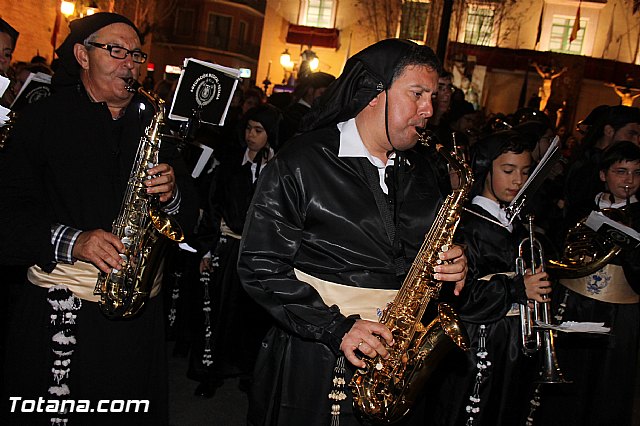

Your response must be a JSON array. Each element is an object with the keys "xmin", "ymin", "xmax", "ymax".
[
  {"xmin": 466, "ymin": 324, "xmax": 490, "ymax": 426},
  {"xmin": 167, "ymin": 271, "xmax": 182, "ymax": 328},
  {"xmin": 328, "ymin": 356, "xmax": 347, "ymax": 426},
  {"xmin": 201, "ymin": 267, "xmax": 213, "ymax": 367},
  {"xmin": 47, "ymin": 285, "xmax": 81, "ymax": 426}
]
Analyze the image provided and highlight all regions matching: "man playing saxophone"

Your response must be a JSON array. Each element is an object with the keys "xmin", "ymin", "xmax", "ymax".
[
  {"xmin": 237, "ymin": 39, "xmax": 467, "ymax": 426},
  {"xmin": 0, "ymin": 13, "xmax": 197, "ymax": 425}
]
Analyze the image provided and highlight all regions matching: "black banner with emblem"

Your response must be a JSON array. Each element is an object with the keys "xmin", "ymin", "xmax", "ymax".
[{"xmin": 168, "ymin": 58, "xmax": 240, "ymax": 126}]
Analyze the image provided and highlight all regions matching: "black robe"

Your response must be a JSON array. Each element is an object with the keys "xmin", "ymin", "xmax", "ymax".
[
  {"xmin": 0, "ymin": 83, "xmax": 198, "ymax": 425},
  {"xmin": 237, "ymin": 126, "xmax": 446, "ymax": 426},
  {"xmin": 427, "ymin": 202, "xmax": 535, "ymax": 426},
  {"xmin": 188, "ymin": 147, "xmax": 272, "ymax": 384}
]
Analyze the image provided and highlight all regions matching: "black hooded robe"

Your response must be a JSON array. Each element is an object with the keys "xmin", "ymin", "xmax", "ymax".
[{"xmin": 237, "ymin": 127, "xmax": 446, "ymax": 426}]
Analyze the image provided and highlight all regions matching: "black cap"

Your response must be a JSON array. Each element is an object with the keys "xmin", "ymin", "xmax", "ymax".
[
  {"xmin": 0, "ymin": 18, "xmax": 19, "ymax": 48},
  {"xmin": 53, "ymin": 12, "xmax": 140, "ymax": 88}
]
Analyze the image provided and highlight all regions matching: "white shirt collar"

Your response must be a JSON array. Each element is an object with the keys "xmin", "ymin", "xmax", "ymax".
[
  {"xmin": 241, "ymin": 147, "xmax": 274, "ymax": 166},
  {"xmin": 337, "ymin": 118, "xmax": 393, "ymax": 168},
  {"xmin": 242, "ymin": 147, "xmax": 274, "ymax": 182},
  {"xmin": 471, "ymin": 195, "xmax": 513, "ymax": 232},
  {"xmin": 595, "ymin": 192, "xmax": 638, "ymax": 209},
  {"xmin": 337, "ymin": 118, "xmax": 394, "ymax": 194}
]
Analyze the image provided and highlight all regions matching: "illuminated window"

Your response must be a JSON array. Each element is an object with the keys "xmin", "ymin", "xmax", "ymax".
[
  {"xmin": 464, "ymin": 3, "xmax": 496, "ymax": 46},
  {"xmin": 399, "ymin": 1, "xmax": 430, "ymax": 42},
  {"xmin": 300, "ymin": 0, "xmax": 336, "ymax": 28},
  {"xmin": 549, "ymin": 16, "xmax": 586, "ymax": 55}
]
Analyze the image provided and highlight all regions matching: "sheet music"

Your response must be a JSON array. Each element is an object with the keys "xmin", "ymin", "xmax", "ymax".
[
  {"xmin": 536, "ymin": 320, "xmax": 611, "ymax": 334},
  {"xmin": 10, "ymin": 72, "xmax": 52, "ymax": 110},
  {"xmin": 0, "ymin": 75, "xmax": 10, "ymax": 97},
  {"xmin": 584, "ymin": 210, "xmax": 640, "ymax": 249},
  {"xmin": 506, "ymin": 135, "xmax": 562, "ymax": 222},
  {"xmin": 0, "ymin": 75, "xmax": 11, "ymax": 125}
]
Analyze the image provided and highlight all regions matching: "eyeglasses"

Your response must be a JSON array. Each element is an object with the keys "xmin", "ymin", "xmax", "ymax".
[
  {"xmin": 609, "ymin": 168, "xmax": 640, "ymax": 177},
  {"xmin": 87, "ymin": 42, "xmax": 148, "ymax": 64}
]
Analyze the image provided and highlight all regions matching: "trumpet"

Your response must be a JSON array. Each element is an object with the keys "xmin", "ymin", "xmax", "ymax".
[{"xmin": 515, "ymin": 215, "xmax": 570, "ymax": 384}]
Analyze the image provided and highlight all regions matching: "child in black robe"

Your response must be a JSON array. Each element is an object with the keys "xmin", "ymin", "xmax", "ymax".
[
  {"xmin": 429, "ymin": 130, "xmax": 552, "ymax": 425},
  {"xmin": 535, "ymin": 141, "xmax": 640, "ymax": 426}
]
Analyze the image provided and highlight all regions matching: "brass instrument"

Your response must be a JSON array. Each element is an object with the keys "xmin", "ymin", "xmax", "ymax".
[
  {"xmin": 94, "ymin": 82, "xmax": 184, "ymax": 319},
  {"xmin": 350, "ymin": 132, "xmax": 471, "ymax": 424},
  {"xmin": 0, "ymin": 110, "xmax": 16, "ymax": 150},
  {"xmin": 515, "ymin": 215, "xmax": 569, "ymax": 384},
  {"xmin": 546, "ymin": 208, "xmax": 626, "ymax": 279}
]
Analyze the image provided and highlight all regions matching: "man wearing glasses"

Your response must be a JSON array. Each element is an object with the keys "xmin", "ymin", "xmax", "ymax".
[{"xmin": 0, "ymin": 13, "xmax": 197, "ymax": 426}]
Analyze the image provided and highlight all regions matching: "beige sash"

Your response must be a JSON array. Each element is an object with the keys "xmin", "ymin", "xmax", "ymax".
[
  {"xmin": 561, "ymin": 264, "xmax": 639, "ymax": 304},
  {"xmin": 294, "ymin": 269, "xmax": 397, "ymax": 321},
  {"xmin": 29, "ymin": 261, "xmax": 162, "ymax": 302}
]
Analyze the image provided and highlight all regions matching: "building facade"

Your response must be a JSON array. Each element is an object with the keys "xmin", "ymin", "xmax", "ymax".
[{"xmin": 256, "ymin": 0, "xmax": 640, "ymax": 130}]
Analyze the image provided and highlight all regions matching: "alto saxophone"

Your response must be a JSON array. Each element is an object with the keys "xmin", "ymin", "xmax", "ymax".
[
  {"xmin": 350, "ymin": 132, "xmax": 472, "ymax": 424},
  {"xmin": 94, "ymin": 82, "xmax": 184, "ymax": 319}
]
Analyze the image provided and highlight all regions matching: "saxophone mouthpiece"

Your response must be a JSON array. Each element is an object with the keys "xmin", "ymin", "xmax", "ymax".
[{"xmin": 124, "ymin": 78, "xmax": 140, "ymax": 93}]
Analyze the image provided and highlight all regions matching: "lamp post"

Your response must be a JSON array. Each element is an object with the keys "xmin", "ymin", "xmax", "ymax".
[
  {"xmin": 299, "ymin": 47, "xmax": 319, "ymax": 79},
  {"xmin": 262, "ymin": 60, "xmax": 272, "ymax": 94},
  {"xmin": 61, "ymin": 1, "xmax": 101, "ymax": 20}
]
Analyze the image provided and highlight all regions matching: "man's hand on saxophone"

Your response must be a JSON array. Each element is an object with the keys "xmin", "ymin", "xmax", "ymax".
[
  {"xmin": 340, "ymin": 319, "xmax": 394, "ymax": 368},
  {"xmin": 145, "ymin": 162, "xmax": 175, "ymax": 202},
  {"xmin": 435, "ymin": 244, "xmax": 467, "ymax": 296},
  {"xmin": 72, "ymin": 229, "xmax": 126, "ymax": 274}
]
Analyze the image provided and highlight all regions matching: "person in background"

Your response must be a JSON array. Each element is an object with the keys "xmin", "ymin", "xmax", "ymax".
[
  {"xmin": 280, "ymin": 71, "xmax": 335, "ymax": 144},
  {"xmin": 536, "ymin": 141, "xmax": 640, "ymax": 426},
  {"xmin": 563, "ymin": 105, "xmax": 640, "ymax": 227},
  {"xmin": 189, "ymin": 104, "xmax": 281, "ymax": 398},
  {"xmin": 0, "ymin": 18, "xmax": 18, "ymax": 76},
  {"xmin": 430, "ymin": 70, "xmax": 454, "ymax": 127},
  {"xmin": 0, "ymin": 18, "xmax": 19, "ymax": 106}
]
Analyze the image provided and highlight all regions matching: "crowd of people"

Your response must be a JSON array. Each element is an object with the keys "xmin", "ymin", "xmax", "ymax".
[{"xmin": 1, "ymin": 12, "xmax": 639, "ymax": 426}]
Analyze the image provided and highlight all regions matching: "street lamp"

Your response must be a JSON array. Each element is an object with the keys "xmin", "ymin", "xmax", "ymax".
[
  {"xmin": 280, "ymin": 49, "xmax": 294, "ymax": 84},
  {"xmin": 61, "ymin": 1, "xmax": 76, "ymax": 18},
  {"xmin": 61, "ymin": 1, "xmax": 100, "ymax": 20},
  {"xmin": 299, "ymin": 48, "xmax": 319, "ymax": 79}
]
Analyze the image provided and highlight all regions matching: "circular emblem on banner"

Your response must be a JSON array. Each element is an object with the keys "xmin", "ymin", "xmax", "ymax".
[
  {"xmin": 192, "ymin": 75, "xmax": 220, "ymax": 107},
  {"xmin": 25, "ymin": 86, "xmax": 51, "ymax": 105}
]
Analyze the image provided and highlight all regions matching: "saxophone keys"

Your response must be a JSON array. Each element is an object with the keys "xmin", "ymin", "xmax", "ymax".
[{"xmin": 441, "ymin": 244, "xmax": 449, "ymax": 252}]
